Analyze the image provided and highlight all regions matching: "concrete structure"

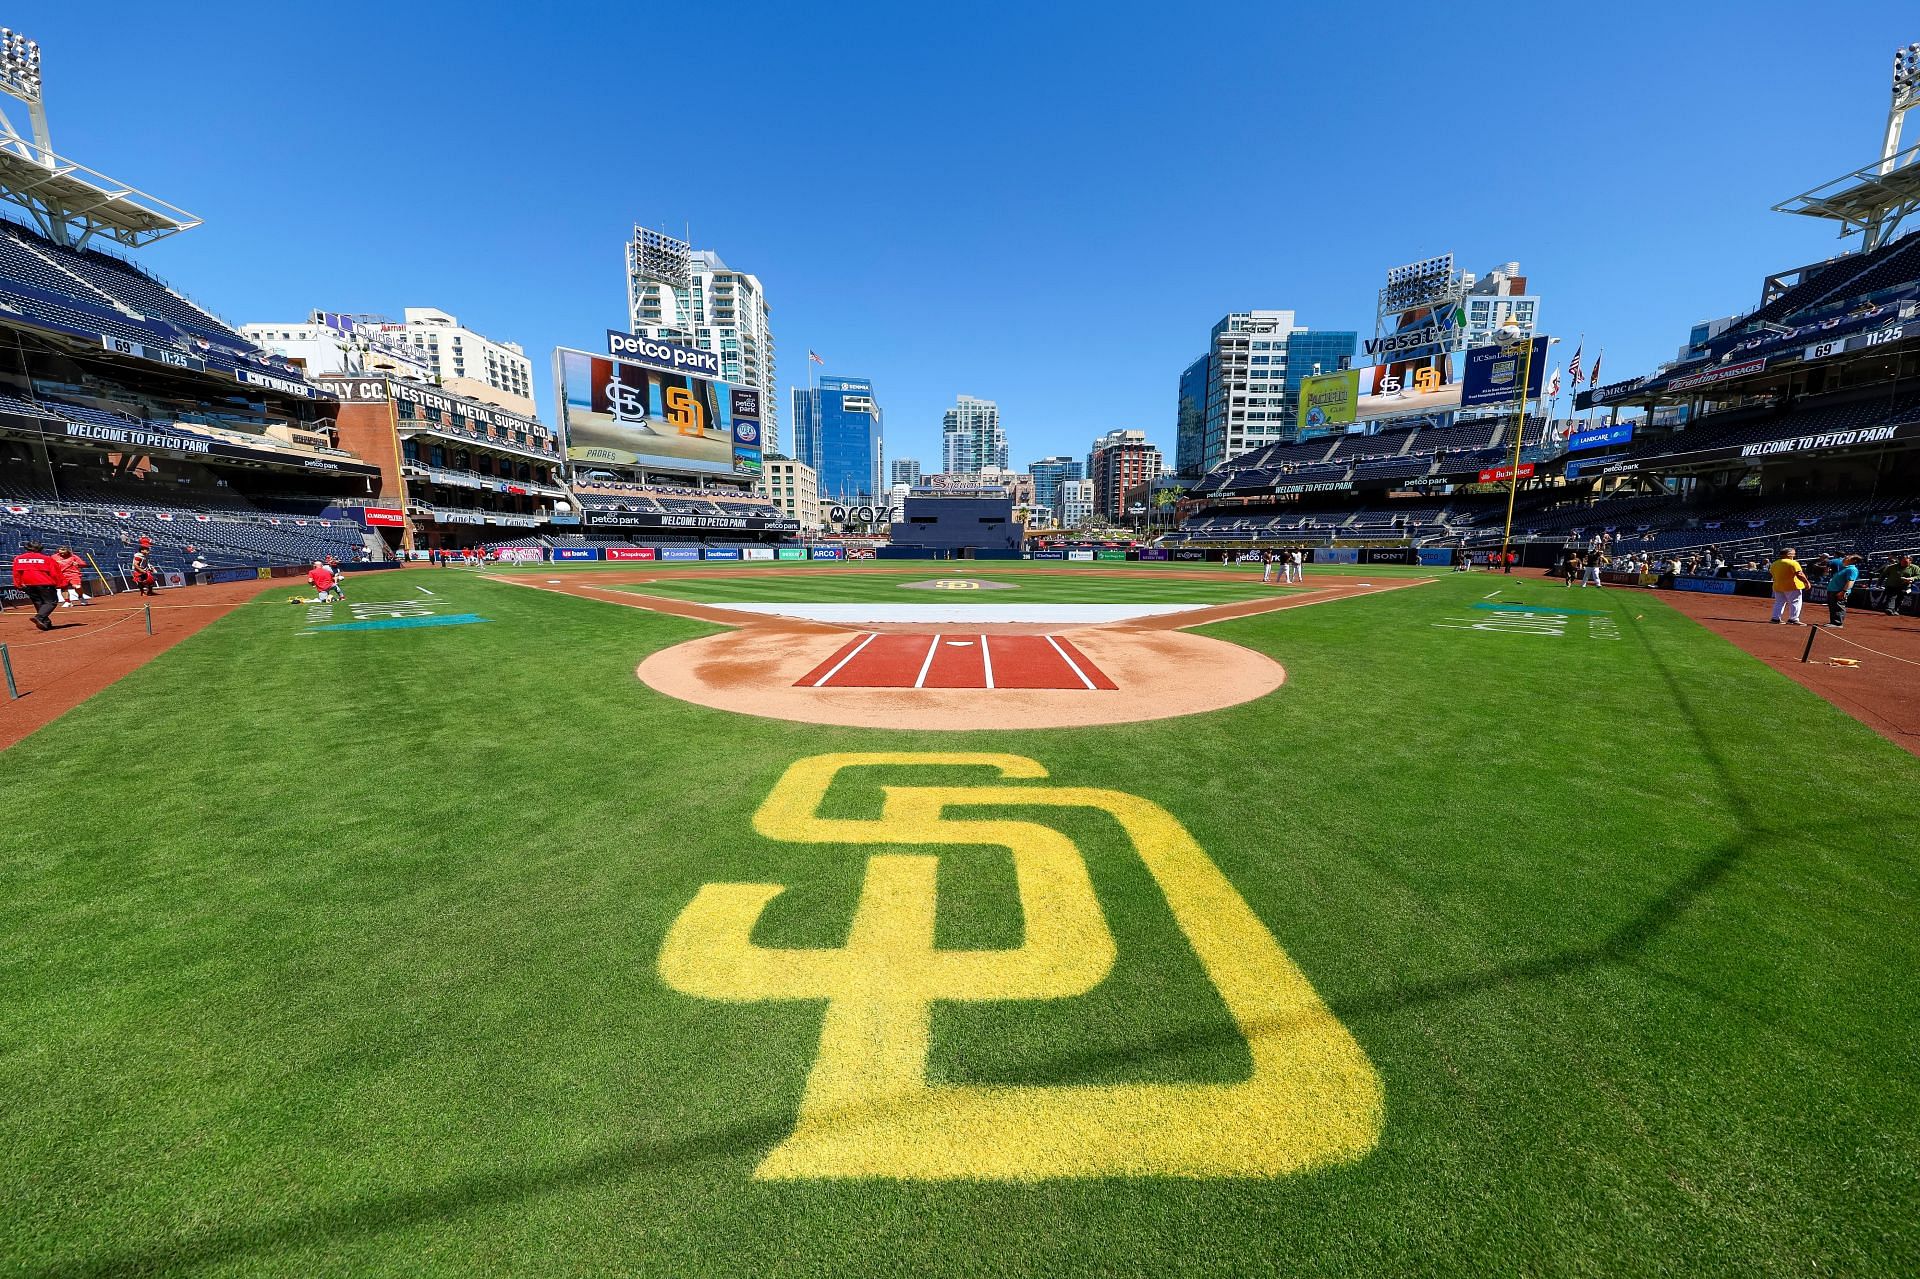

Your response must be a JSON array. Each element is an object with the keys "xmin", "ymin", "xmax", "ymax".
[
  {"xmin": 1184, "ymin": 310, "xmax": 1357, "ymax": 471},
  {"xmin": 1088, "ymin": 428, "xmax": 1163, "ymax": 521},
  {"xmin": 758, "ymin": 455, "xmax": 821, "ymax": 529},
  {"xmin": 890, "ymin": 457, "xmax": 922, "ymax": 487},
  {"xmin": 889, "ymin": 491, "xmax": 1021, "ymax": 554},
  {"xmin": 1058, "ymin": 477, "xmax": 1094, "ymax": 528},
  {"xmin": 941, "ymin": 395, "xmax": 1005, "ymax": 474},
  {"xmin": 395, "ymin": 307, "xmax": 536, "ymax": 416},
  {"xmin": 626, "ymin": 226, "xmax": 778, "ymax": 454},
  {"xmin": 240, "ymin": 313, "xmax": 434, "ymax": 384},
  {"xmin": 1027, "ymin": 454, "xmax": 1083, "ymax": 516},
  {"xmin": 792, "ymin": 375, "xmax": 884, "ymax": 504}
]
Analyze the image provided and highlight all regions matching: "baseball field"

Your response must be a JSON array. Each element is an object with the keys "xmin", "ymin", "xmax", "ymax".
[{"xmin": 2, "ymin": 560, "xmax": 1915, "ymax": 1277}]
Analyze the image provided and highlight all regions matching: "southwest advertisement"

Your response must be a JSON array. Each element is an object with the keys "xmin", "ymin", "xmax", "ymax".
[
  {"xmin": 1297, "ymin": 369, "xmax": 1360, "ymax": 435},
  {"xmin": 554, "ymin": 347, "xmax": 761, "ymax": 477}
]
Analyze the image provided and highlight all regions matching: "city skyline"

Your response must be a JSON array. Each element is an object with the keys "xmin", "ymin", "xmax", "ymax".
[{"xmin": 26, "ymin": 5, "xmax": 1920, "ymax": 472}]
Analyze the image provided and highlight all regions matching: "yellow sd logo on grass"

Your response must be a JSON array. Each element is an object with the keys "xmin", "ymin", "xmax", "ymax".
[{"xmin": 658, "ymin": 753, "xmax": 1383, "ymax": 1180}]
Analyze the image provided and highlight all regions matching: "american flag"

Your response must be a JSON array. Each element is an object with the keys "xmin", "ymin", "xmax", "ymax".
[
  {"xmin": 1566, "ymin": 344, "xmax": 1583, "ymax": 386},
  {"xmin": 808, "ymin": 350, "xmax": 825, "ymax": 365}
]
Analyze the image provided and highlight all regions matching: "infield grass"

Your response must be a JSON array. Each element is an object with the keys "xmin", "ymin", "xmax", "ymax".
[{"xmin": 0, "ymin": 567, "xmax": 1914, "ymax": 1277}]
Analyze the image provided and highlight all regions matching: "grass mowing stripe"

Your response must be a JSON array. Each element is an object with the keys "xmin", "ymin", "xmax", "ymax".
[{"xmin": 0, "ymin": 570, "xmax": 1913, "ymax": 1276}]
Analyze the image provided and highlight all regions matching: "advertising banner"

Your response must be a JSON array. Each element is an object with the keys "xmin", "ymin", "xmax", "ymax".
[
  {"xmin": 1674, "ymin": 575, "xmax": 1736, "ymax": 595},
  {"xmin": 1030, "ymin": 549, "xmax": 1067, "ymax": 559},
  {"xmin": 360, "ymin": 506, "xmax": 407, "ymax": 528},
  {"xmin": 1317, "ymin": 547, "xmax": 1360, "ymax": 564},
  {"xmin": 492, "ymin": 547, "xmax": 543, "ymax": 562},
  {"xmin": 1566, "ymin": 423, "xmax": 1634, "ymax": 452},
  {"xmin": 552, "ymin": 546, "xmax": 599, "ymax": 561},
  {"xmin": 809, "ymin": 546, "xmax": 846, "ymax": 560},
  {"xmin": 1417, "ymin": 547, "xmax": 1456, "ymax": 566},
  {"xmin": 1478, "ymin": 463, "xmax": 1536, "ymax": 484},
  {"xmin": 605, "ymin": 547, "xmax": 658, "ymax": 561},
  {"xmin": 1171, "ymin": 548, "xmax": 1207, "ymax": 561},
  {"xmin": 1665, "ymin": 358, "xmax": 1765, "ymax": 393},
  {"xmin": 728, "ymin": 387, "xmax": 764, "ymax": 477},
  {"xmin": 1362, "ymin": 547, "xmax": 1419, "ymax": 564},
  {"xmin": 703, "ymin": 547, "xmax": 742, "ymax": 561},
  {"xmin": 742, "ymin": 546, "xmax": 776, "ymax": 560},
  {"xmin": 1460, "ymin": 337, "xmax": 1549, "ymax": 408},
  {"xmin": 1297, "ymin": 369, "xmax": 1361, "ymax": 434},
  {"xmin": 605, "ymin": 330, "xmax": 723, "ymax": 378},
  {"xmin": 776, "ymin": 546, "xmax": 806, "ymax": 560},
  {"xmin": 1067, "ymin": 550, "xmax": 1096, "ymax": 562},
  {"xmin": 660, "ymin": 546, "xmax": 701, "ymax": 562},
  {"xmin": 1094, "ymin": 549, "xmax": 1128, "ymax": 561},
  {"xmin": 556, "ymin": 346, "xmax": 758, "ymax": 477},
  {"xmin": 1137, "ymin": 548, "xmax": 1170, "ymax": 561}
]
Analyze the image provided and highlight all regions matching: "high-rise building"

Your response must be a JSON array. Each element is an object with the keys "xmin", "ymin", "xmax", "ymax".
[
  {"xmin": 1027, "ymin": 455, "xmax": 1083, "ymax": 515},
  {"xmin": 890, "ymin": 458, "xmax": 922, "ymax": 487},
  {"xmin": 791, "ymin": 375, "xmax": 884, "ymax": 503},
  {"xmin": 626, "ymin": 226, "xmax": 779, "ymax": 454},
  {"xmin": 758, "ymin": 455, "xmax": 821, "ymax": 529},
  {"xmin": 1058, "ymin": 477, "xmax": 1094, "ymax": 528},
  {"xmin": 1088, "ymin": 429, "xmax": 1163, "ymax": 521},
  {"xmin": 1175, "ymin": 355, "xmax": 1210, "ymax": 477},
  {"xmin": 1184, "ymin": 311, "xmax": 1357, "ymax": 472},
  {"xmin": 240, "ymin": 312, "xmax": 434, "ymax": 384},
  {"xmin": 393, "ymin": 307, "xmax": 537, "ymax": 416},
  {"xmin": 941, "ymin": 395, "xmax": 1005, "ymax": 474}
]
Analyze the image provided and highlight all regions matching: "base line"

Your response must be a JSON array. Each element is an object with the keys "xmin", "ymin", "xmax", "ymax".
[
  {"xmin": 913, "ymin": 634, "xmax": 942, "ymax": 689},
  {"xmin": 1044, "ymin": 634, "xmax": 1097, "ymax": 690},
  {"xmin": 813, "ymin": 632, "xmax": 878, "ymax": 687}
]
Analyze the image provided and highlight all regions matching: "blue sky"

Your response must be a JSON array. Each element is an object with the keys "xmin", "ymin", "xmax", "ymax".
[{"xmin": 25, "ymin": 1, "xmax": 1920, "ymax": 471}]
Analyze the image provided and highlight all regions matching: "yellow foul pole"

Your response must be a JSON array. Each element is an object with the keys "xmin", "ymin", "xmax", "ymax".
[{"xmin": 1497, "ymin": 335, "xmax": 1537, "ymax": 574}]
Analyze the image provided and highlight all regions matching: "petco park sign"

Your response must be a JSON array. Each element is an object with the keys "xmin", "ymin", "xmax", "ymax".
[
  {"xmin": 606, "ymin": 330, "xmax": 723, "ymax": 378},
  {"xmin": 1738, "ymin": 423, "xmax": 1905, "ymax": 458}
]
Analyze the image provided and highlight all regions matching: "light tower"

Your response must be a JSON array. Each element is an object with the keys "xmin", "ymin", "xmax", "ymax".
[
  {"xmin": 1774, "ymin": 42, "xmax": 1920, "ymax": 251},
  {"xmin": 0, "ymin": 27, "xmax": 198, "ymax": 248}
]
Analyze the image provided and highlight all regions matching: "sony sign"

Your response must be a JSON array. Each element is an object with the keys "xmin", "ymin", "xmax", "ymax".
[{"xmin": 605, "ymin": 329, "xmax": 723, "ymax": 378}]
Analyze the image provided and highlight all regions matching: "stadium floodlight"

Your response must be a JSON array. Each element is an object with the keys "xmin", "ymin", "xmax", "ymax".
[{"xmin": 0, "ymin": 27, "xmax": 41, "ymax": 103}]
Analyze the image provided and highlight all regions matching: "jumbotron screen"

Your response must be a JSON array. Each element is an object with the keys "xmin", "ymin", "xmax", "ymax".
[{"xmin": 555, "ymin": 347, "xmax": 761, "ymax": 477}]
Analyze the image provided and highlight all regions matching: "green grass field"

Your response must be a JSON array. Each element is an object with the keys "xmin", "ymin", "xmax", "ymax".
[{"xmin": 2, "ymin": 562, "xmax": 1915, "ymax": 1277}]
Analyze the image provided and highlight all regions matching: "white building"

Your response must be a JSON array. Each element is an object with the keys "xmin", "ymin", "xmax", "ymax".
[
  {"xmin": 627, "ymin": 226, "xmax": 779, "ymax": 455},
  {"xmin": 239, "ymin": 313, "xmax": 433, "ymax": 382},
  {"xmin": 1058, "ymin": 477, "xmax": 1094, "ymax": 527},
  {"xmin": 758, "ymin": 455, "xmax": 820, "ymax": 529},
  {"xmin": 396, "ymin": 307, "xmax": 536, "ymax": 416},
  {"xmin": 941, "ymin": 395, "xmax": 1005, "ymax": 474}
]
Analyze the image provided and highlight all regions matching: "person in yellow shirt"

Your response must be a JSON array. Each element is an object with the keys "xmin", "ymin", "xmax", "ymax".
[{"xmin": 1768, "ymin": 547, "xmax": 1809, "ymax": 625}]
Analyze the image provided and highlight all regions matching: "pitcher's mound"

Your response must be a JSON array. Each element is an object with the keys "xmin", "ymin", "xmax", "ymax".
[{"xmin": 900, "ymin": 578, "xmax": 1018, "ymax": 591}]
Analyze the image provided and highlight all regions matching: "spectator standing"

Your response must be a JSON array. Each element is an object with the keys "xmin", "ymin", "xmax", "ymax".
[
  {"xmin": 52, "ymin": 545, "xmax": 87, "ymax": 607},
  {"xmin": 1768, "ymin": 548, "xmax": 1808, "ymax": 625},
  {"xmin": 1823, "ymin": 554, "xmax": 1861, "ymax": 628},
  {"xmin": 10, "ymin": 540, "xmax": 62, "ymax": 631},
  {"xmin": 1880, "ymin": 555, "xmax": 1918, "ymax": 616},
  {"xmin": 129, "ymin": 539, "xmax": 158, "ymax": 597}
]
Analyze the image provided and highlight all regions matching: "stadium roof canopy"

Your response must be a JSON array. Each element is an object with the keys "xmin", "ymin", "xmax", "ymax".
[
  {"xmin": 0, "ymin": 144, "xmax": 199, "ymax": 248},
  {"xmin": 1773, "ymin": 142, "xmax": 1920, "ymax": 251}
]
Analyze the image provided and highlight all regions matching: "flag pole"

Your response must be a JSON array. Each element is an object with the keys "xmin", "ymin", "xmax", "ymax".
[{"xmin": 1498, "ymin": 333, "xmax": 1538, "ymax": 575}]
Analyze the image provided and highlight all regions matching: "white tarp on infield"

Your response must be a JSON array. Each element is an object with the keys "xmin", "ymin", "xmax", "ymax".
[{"xmin": 716, "ymin": 603, "xmax": 1213, "ymax": 625}]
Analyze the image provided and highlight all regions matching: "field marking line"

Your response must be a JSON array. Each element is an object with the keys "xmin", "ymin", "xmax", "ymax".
[
  {"xmin": 1484, "ymin": 591, "xmax": 1502, "ymax": 599},
  {"xmin": 1045, "ymin": 634, "xmax": 1098, "ymax": 690},
  {"xmin": 416, "ymin": 587, "xmax": 435, "ymax": 596},
  {"xmin": 980, "ymin": 634, "xmax": 995, "ymax": 689},
  {"xmin": 913, "ymin": 634, "xmax": 942, "ymax": 689},
  {"xmin": 813, "ymin": 632, "xmax": 879, "ymax": 687}
]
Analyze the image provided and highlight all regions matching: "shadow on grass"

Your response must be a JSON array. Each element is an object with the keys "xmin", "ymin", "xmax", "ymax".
[{"xmin": 38, "ymin": 615, "xmax": 1785, "ymax": 1278}]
